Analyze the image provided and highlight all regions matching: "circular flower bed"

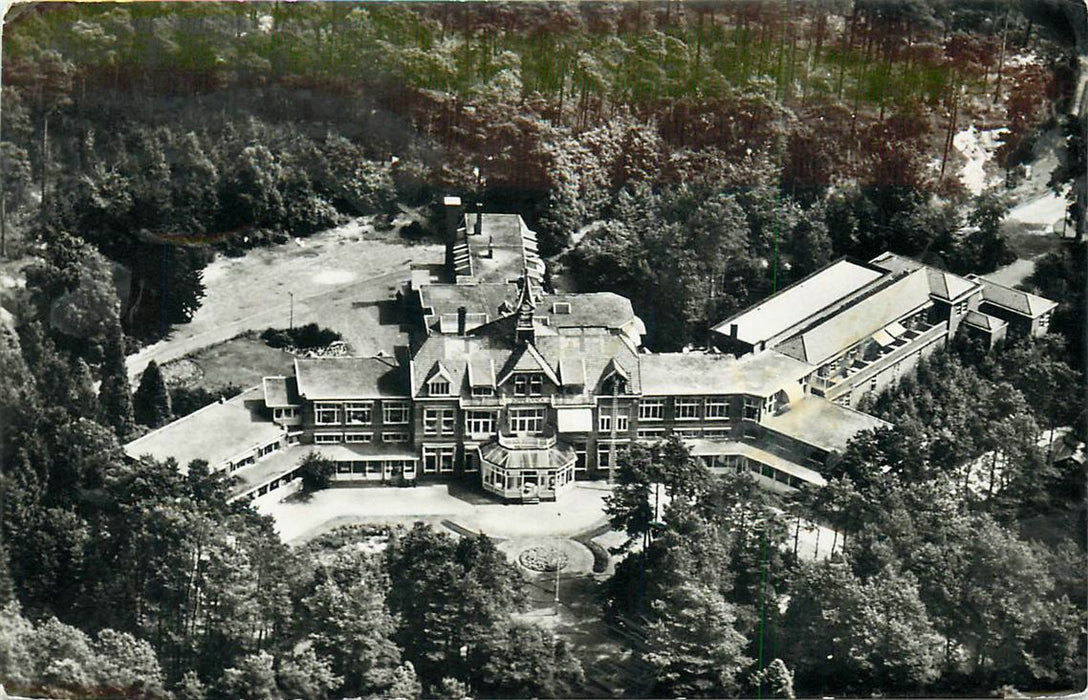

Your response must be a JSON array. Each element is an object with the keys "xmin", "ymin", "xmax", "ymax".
[{"xmin": 518, "ymin": 545, "xmax": 569, "ymax": 572}]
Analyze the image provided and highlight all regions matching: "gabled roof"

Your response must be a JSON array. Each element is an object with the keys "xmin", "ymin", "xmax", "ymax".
[
  {"xmin": 496, "ymin": 342, "xmax": 561, "ymax": 387},
  {"xmin": 712, "ymin": 259, "xmax": 886, "ymax": 345},
  {"xmin": 776, "ymin": 269, "xmax": 932, "ymax": 365},
  {"xmin": 975, "ymin": 277, "xmax": 1058, "ymax": 318},
  {"xmin": 639, "ymin": 350, "xmax": 814, "ymax": 397},
  {"xmin": 295, "ymin": 357, "xmax": 409, "ymax": 400},
  {"xmin": 425, "ymin": 361, "xmax": 453, "ymax": 384},
  {"xmin": 538, "ymin": 292, "xmax": 637, "ymax": 331}
]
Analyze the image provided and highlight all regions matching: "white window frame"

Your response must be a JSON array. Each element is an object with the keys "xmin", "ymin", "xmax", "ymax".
[
  {"xmin": 472, "ymin": 385, "xmax": 494, "ymax": 397},
  {"xmin": 382, "ymin": 431, "xmax": 409, "ymax": 443},
  {"xmin": 509, "ymin": 407, "xmax": 545, "ymax": 433},
  {"xmin": 383, "ymin": 401, "xmax": 410, "ymax": 425},
  {"xmin": 599, "ymin": 411, "xmax": 628, "ymax": 432},
  {"xmin": 705, "ymin": 397, "xmax": 729, "ymax": 420},
  {"xmin": 428, "ymin": 378, "xmax": 451, "ymax": 396},
  {"xmin": 314, "ymin": 432, "xmax": 342, "ymax": 444},
  {"xmin": 743, "ymin": 397, "xmax": 761, "ymax": 421},
  {"xmin": 638, "ymin": 398, "xmax": 664, "ymax": 421},
  {"xmin": 423, "ymin": 445, "xmax": 456, "ymax": 474},
  {"xmin": 274, "ymin": 407, "xmax": 298, "ymax": 420},
  {"xmin": 465, "ymin": 410, "xmax": 497, "ymax": 436},
  {"xmin": 315, "ymin": 402, "xmax": 341, "ymax": 425},
  {"xmin": 513, "ymin": 373, "xmax": 544, "ymax": 397},
  {"xmin": 344, "ymin": 432, "xmax": 373, "ymax": 444},
  {"xmin": 344, "ymin": 402, "xmax": 373, "ymax": 425},
  {"xmin": 637, "ymin": 427, "xmax": 666, "ymax": 440},
  {"xmin": 574, "ymin": 442, "xmax": 587, "ymax": 473},
  {"xmin": 675, "ymin": 398, "xmax": 701, "ymax": 420}
]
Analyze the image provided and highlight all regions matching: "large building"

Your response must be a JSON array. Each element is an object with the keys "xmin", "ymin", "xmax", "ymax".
[{"xmin": 125, "ymin": 202, "xmax": 1056, "ymax": 505}]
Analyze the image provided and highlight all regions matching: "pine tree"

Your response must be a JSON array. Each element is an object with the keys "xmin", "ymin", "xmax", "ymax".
[
  {"xmin": 97, "ymin": 324, "xmax": 135, "ymax": 440},
  {"xmin": 133, "ymin": 360, "xmax": 172, "ymax": 428}
]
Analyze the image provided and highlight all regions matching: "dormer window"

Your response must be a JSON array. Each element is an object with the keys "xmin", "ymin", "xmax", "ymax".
[
  {"xmin": 603, "ymin": 375, "xmax": 627, "ymax": 395},
  {"xmin": 552, "ymin": 302, "xmax": 571, "ymax": 314},
  {"xmin": 472, "ymin": 386, "xmax": 494, "ymax": 397},
  {"xmin": 514, "ymin": 373, "xmax": 543, "ymax": 397},
  {"xmin": 429, "ymin": 378, "xmax": 451, "ymax": 396}
]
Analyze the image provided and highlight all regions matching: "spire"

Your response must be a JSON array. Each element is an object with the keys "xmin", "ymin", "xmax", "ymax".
[{"xmin": 515, "ymin": 267, "xmax": 537, "ymax": 345}]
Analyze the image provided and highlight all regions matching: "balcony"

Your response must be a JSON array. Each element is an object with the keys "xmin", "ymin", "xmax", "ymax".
[
  {"xmin": 497, "ymin": 422, "xmax": 557, "ymax": 450},
  {"xmin": 826, "ymin": 321, "xmax": 948, "ymax": 400}
]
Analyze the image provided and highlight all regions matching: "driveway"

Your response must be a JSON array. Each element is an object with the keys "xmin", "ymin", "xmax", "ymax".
[{"xmin": 260, "ymin": 481, "xmax": 613, "ymax": 544}]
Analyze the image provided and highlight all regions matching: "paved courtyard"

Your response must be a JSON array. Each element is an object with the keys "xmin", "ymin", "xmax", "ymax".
[{"xmin": 260, "ymin": 481, "xmax": 613, "ymax": 544}]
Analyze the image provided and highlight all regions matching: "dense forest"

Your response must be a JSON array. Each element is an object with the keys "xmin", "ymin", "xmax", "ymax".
[
  {"xmin": 1, "ymin": 0, "xmax": 1084, "ymax": 347},
  {"xmin": 1, "ymin": 1, "xmax": 1086, "ymax": 698}
]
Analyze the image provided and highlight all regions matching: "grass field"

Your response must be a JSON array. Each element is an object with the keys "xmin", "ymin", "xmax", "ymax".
[{"xmin": 161, "ymin": 333, "xmax": 296, "ymax": 390}]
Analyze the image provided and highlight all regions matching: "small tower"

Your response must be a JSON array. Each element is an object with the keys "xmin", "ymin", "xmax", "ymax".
[{"xmin": 514, "ymin": 267, "xmax": 537, "ymax": 345}]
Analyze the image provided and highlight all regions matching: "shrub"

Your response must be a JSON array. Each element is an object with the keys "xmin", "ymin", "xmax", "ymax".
[
  {"xmin": 260, "ymin": 323, "xmax": 341, "ymax": 349},
  {"xmin": 171, "ymin": 384, "xmax": 244, "ymax": 418},
  {"xmin": 297, "ymin": 453, "xmax": 336, "ymax": 493}
]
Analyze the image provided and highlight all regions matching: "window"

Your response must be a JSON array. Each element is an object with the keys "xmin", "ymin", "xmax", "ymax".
[
  {"xmin": 869, "ymin": 377, "xmax": 878, "ymax": 392},
  {"xmin": 743, "ymin": 397, "xmax": 760, "ymax": 421},
  {"xmin": 382, "ymin": 431, "xmax": 409, "ymax": 443},
  {"xmin": 423, "ymin": 445, "xmax": 456, "ymax": 474},
  {"xmin": 345, "ymin": 402, "xmax": 373, "ymax": 425},
  {"xmin": 383, "ymin": 401, "xmax": 410, "ymax": 424},
  {"xmin": 465, "ymin": 411, "xmax": 497, "ymax": 436},
  {"xmin": 676, "ymin": 398, "xmax": 701, "ymax": 420},
  {"xmin": 428, "ymin": 378, "xmax": 451, "ymax": 396},
  {"xmin": 703, "ymin": 428, "xmax": 730, "ymax": 438},
  {"xmin": 513, "ymin": 373, "xmax": 544, "ymax": 396},
  {"xmin": 509, "ymin": 407, "xmax": 545, "ymax": 433},
  {"xmin": 345, "ymin": 432, "xmax": 372, "ymax": 444},
  {"xmin": 637, "ymin": 427, "xmax": 666, "ymax": 440},
  {"xmin": 574, "ymin": 442, "xmax": 587, "ymax": 473},
  {"xmin": 464, "ymin": 449, "xmax": 480, "ymax": 472},
  {"xmin": 472, "ymin": 386, "xmax": 494, "ymax": 397},
  {"xmin": 598, "ymin": 412, "xmax": 628, "ymax": 433},
  {"xmin": 598, "ymin": 444, "xmax": 618, "ymax": 470},
  {"xmin": 638, "ymin": 398, "xmax": 664, "ymax": 421},
  {"xmin": 424, "ymin": 407, "xmax": 457, "ymax": 437},
  {"xmin": 315, "ymin": 402, "xmax": 341, "ymax": 425},
  {"xmin": 314, "ymin": 432, "xmax": 342, "ymax": 444},
  {"xmin": 705, "ymin": 397, "xmax": 729, "ymax": 420},
  {"xmin": 676, "ymin": 428, "xmax": 702, "ymax": 439},
  {"xmin": 954, "ymin": 300, "xmax": 967, "ymax": 316},
  {"xmin": 274, "ymin": 407, "xmax": 298, "ymax": 420}
]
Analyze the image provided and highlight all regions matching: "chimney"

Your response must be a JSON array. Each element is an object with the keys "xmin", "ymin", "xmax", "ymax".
[
  {"xmin": 442, "ymin": 196, "xmax": 463, "ymax": 275},
  {"xmin": 730, "ymin": 323, "xmax": 738, "ymax": 338},
  {"xmin": 457, "ymin": 306, "xmax": 467, "ymax": 336},
  {"xmin": 474, "ymin": 207, "xmax": 483, "ymax": 236}
]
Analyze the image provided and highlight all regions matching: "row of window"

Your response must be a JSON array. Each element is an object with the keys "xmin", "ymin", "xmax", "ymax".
[
  {"xmin": 429, "ymin": 373, "xmax": 545, "ymax": 397},
  {"xmin": 314, "ymin": 431, "xmax": 409, "ymax": 444},
  {"xmin": 314, "ymin": 401, "xmax": 411, "ymax": 426}
]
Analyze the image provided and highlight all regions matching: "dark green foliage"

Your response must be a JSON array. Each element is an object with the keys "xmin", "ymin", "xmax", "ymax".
[
  {"xmin": 297, "ymin": 453, "xmax": 335, "ymax": 493},
  {"xmin": 170, "ymin": 383, "xmax": 244, "ymax": 419},
  {"xmin": 260, "ymin": 323, "xmax": 342, "ymax": 350},
  {"xmin": 133, "ymin": 360, "xmax": 172, "ymax": 428},
  {"xmin": 384, "ymin": 525, "xmax": 527, "ymax": 689},
  {"xmin": 468, "ymin": 620, "xmax": 585, "ymax": 699},
  {"xmin": 95, "ymin": 324, "xmax": 135, "ymax": 441}
]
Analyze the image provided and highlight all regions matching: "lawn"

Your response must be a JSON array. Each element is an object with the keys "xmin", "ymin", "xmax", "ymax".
[{"xmin": 161, "ymin": 333, "xmax": 296, "ymax": 391}]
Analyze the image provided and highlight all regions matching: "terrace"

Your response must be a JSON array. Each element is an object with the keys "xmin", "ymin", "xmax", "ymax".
[{"xmin": 810, "ymin": 320, "xmax": 946, "ymax": 394}]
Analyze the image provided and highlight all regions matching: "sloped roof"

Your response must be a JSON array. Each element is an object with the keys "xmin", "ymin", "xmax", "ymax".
[
  {"xmin": 479, "ymin": 440, "xmax": 577, "ymax": 471},
  {"xmin": 639, "ymin": 350, "xmax": 814, "ymax": 397},
  {"xmin": 295, "ymin": 357, "xmax": 408, "ymax": 399},
  {"xmin": 409, "ymin": 330, "xmax": 642, "ymax": 396},
  {"xmin": 497, "ymin": 343, "xmax": 561, "ymax": 387},
  {"xmin": 977, "ymin": 277, "xmax": 1058, "ymax": 318},
  {"xmin": 418, "ymin": 283, "xmax": 517, "ymax": 333},
  {"xmin": 963, "ymin": 310, "xmax": 1008, "ymax": 332},
  {"xmin": 124, "ymin": 386, "xmax": 283, "ymax": 471},
  {"xmin": 776, "ymin": 269, "xmax": 932, "ymax": 365},
  {"xmin": 760, "ymin": 396, "xmax": 890, "ymax": 453},
  {"xmin": 712, "ymin": 259, "xmax": 886, "ymax": 345},
  {"xmin": 537, "ymin": 293, "xmax": 637, "ymax": 330},
  {"xmin": 467, "ymin": 358, "xmax": 496, "ymax": 388},
  {"xmin": 869, "ymin": 252, "xmax": 979, "ymax": 300},
  {"xmin": 263, "ymin": 376, "xmax": 300, "ymax": 407}
]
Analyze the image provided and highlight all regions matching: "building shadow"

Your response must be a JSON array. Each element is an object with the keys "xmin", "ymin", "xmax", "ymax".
[{"xmin": 446, "ymin": 480, "xmax": 503, "ymax": 506}]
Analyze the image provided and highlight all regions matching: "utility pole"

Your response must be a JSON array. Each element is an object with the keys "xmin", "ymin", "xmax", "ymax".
[
  {"xmin": 608, "ymin": 381, "xmax": 618, "ymax": 485},
  {"xmin": 554, "ymin": 511, "xmax": 561, "ymax": 617},
  {"xmin": 288, "ymin": 292, "xmax": 294, "ymax": 330}
]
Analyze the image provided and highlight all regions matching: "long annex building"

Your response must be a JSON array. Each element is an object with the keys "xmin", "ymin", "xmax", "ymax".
[{"xmin": 125, "ymin": 200, "xmax": 1057, "ymax": 505}]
